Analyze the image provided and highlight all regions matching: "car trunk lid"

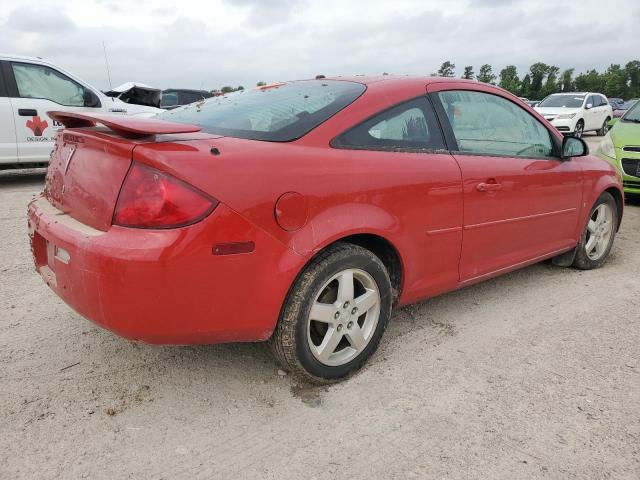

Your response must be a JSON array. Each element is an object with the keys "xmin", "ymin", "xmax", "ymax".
[{"xmin": 43, "ymin": 111, "xmax": 209, "ymax": 232}]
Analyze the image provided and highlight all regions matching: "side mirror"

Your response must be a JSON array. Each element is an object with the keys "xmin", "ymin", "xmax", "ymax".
[
  {"xmin": 83, "ymin": 88, "xmax": 101, "ymax": 108},
  {"xmin": 562, "ymin": 136, "xmax": 588, "ymax": 159},
  {"xmin": 585, "ymin": 103, "xmax": 593, "ymax": 109}
]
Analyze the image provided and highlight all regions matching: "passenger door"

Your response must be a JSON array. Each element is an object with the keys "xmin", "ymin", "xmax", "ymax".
[
  {"xmin": 430, "ymin": 86, "xmax": 583, "ymax": 283},
  {"xmin": 4, "ymin": 61, "xmax": 102, "ymax": 164},
  {"xmin": 585, "ymin": 95, "xmax": 602, "ymax": 131},
  {"xmin": 0, "ymin": 62, "xmax": 18, "ymax": 165}
]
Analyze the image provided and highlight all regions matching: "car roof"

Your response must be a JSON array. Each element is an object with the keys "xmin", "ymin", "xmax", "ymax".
[{"xmin": 324, "ymin": 75, "xmax": 477, "ymax": 88}]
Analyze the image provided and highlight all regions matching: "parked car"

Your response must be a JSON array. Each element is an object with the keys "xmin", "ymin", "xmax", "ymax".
[
  {"xmin": 28, "ymin": 77, "xmax": 623, "ymax": 382},
  {"xmin": 526, "ymin": 100, "xmax": 541, "ymax": 108},
  {"xmin": 105, "ymin": 82, "xmax": 162, "ymax": 108},
  {"xmin": 609, "ymin": 98, "xmax": 624, "ymax": 109},
  {"xmin": 598, "ymin": 99, "xmax": 640, "ymax": 195},
  {"xmin": 609, "ymin": 99, "xmax": 638, "ymax": 126},
  {"xmin": 535, "ymin": 92, "xmax": 612, "ymax": 138},
  {"xmin": 0, "ymin": 54, "xmax": 162, "ymax": 169},
  {"xmin": 161, "ymin": 89, "xmax": 213, "ymax": 110}
]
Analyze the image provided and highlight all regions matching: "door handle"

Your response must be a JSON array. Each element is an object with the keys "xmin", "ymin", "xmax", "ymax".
[
  {"xmin": 18, "ymin": 109, "xmax": 38, "ymax": 117},
  {"xmin": 476, "ymin": 182, "xmax": 503, "ymax": 192}
]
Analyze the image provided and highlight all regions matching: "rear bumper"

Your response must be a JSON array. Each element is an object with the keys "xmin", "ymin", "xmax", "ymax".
[{"xmin": 28, "ymin": 196, "xmax": 302, "ymax": 344}]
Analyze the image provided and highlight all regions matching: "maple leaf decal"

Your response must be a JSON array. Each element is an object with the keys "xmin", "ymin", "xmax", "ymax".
[{"xmin": 26, "ymin": 116, "xmax": 49, "ymax": 136}]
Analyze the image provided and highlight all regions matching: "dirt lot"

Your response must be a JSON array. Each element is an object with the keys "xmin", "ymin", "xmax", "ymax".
[{"xmin": 1, "ymin": 135, "xmax": 639, "ymax": 479}]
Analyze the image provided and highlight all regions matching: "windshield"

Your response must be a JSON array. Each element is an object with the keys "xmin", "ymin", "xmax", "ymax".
[
  {"xmin": 538, "ymin": 95, "xmax": 585, "ymax": 108},
  {"xmin": 158, "ymin": 80, "xmax": 366, "ymax": 141},
  {"xmin": 617, "ymin": 100, "xmax": 637, "ymax": 111},
  {"xmin": 622, "ymin": 100, "xmax": 640, "ymax": 122}
]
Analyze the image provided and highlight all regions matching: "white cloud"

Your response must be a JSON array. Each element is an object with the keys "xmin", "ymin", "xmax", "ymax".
[{"xmin": 0, "ymin": 0, "xmax": 636, "ymax": 90}]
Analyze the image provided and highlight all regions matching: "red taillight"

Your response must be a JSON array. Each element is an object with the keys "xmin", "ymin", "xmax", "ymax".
[{"xmin": 113, "ymin": 163, "xmax": 218, "ymax": 229}]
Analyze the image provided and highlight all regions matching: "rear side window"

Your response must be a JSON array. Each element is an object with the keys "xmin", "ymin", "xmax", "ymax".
[
  {"xmin": 438, "ymin": 90, "xmax": 554, "ymax": 159},
  {"xmin": 332, "ymin": 97, "xmax": 445, "ymax": 151},
  {"xmin": 11, "ymin": 62, "xmax": 85, "ymax": 106},
  {"xmin": 159, "ymin": 80, "xmax": 366, "ymax": 142},
  {"xmin": 160, "ymin": 92, "xmax": 179, "ymax": 108}
]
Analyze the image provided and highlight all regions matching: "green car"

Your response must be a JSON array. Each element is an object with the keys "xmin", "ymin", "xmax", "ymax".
[{"xmin": 598, "ymin": 100, "xmax": 640, "ymax": 195}]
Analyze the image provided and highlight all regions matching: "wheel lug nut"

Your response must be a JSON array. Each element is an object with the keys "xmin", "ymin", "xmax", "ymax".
[
  {"xmin": 337, "ymin": 324, "xmax": 343, "ymax": 331},
  {"xmin": 334, "ymin": 311, "xmax": 340, "ymax": 319},
  {"xmin": 351, "ymin": 307, "xmax": 358, "ymax": 315},
  {"xmin": 347, "ymin": 321, "xmax": 353, "ymax": 329},
  {"xmin": 343, "ymin": 301, "xmax": 350, "ymax": 309}
]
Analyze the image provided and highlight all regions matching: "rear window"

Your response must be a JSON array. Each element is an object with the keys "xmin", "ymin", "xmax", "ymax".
[{"xmin": 157, "ymin": 80, "xmax": 366, "ymax": 141}]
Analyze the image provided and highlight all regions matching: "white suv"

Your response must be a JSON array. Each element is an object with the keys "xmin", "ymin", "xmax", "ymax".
[
  {"xmin": 534, "ymin": 92, "xmax": 613, "ymax": 138},
  {"xmin": 0, "ymin": 54, "xmax": 162, "ymax": 169}
]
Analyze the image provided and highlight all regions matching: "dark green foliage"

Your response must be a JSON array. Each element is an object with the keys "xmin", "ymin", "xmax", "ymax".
[
  {"xmin": 435, "ymin": 60, "xmax": 640, "ymax": 99},
  {"xmin": 437, "ymin": 61, "xmax": 456, "ymax": 77},
  {"xmin": 477, "ymin": 64, "xmax": 496, "ymax": 85}
]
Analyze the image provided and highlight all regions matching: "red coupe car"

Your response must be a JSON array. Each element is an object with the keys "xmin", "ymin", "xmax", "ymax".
[{"xmin": 28, "ymin": 77, "xmax": 623, "ymax": 382}]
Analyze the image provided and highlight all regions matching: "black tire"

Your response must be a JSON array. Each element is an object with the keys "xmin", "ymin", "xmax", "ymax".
[
  {"xmin": 573, "ymin": 120, "xmax": 584, "ymax": 138},
  {"xmin": 572, "ymin": 192, "xmax": 618, "ymax": 270},
  {"xmin": 597, "ymin": 118, "xmax": 610, "ymax": 136},
  {"xmin": 269, "ymin": 242, "xmax": 392, "ymax": 383}
]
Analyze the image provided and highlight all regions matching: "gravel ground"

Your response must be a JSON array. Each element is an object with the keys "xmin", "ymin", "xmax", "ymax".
[{"xmin": 1, "ymin": 135, "xmax": 639, "ymax": 479}]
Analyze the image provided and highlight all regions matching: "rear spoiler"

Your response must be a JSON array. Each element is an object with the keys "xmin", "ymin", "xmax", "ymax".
[{"xmin": 48, "ymin": 111, "xmax": 201, "ymax": 138}]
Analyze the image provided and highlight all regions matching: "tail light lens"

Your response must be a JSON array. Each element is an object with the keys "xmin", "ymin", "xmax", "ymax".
[{"xmin": 113, "ymin": 163, "xmax": 218, "ymax": 229}]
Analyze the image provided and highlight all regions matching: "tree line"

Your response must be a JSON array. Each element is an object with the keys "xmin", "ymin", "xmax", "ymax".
[{"xmin": 435, "ymin": 61, "xmax": 640, "ymax": 100}]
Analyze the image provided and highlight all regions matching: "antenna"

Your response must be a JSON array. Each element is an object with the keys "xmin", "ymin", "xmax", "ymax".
[{"xmin": 102, "ymin": 41, "xmax": 113, "ymax": 90}]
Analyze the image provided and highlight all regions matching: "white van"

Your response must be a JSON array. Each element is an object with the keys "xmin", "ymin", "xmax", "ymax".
[{"xmin": 0, "ymin": 54, "xmax": 162, "ymax": 169}]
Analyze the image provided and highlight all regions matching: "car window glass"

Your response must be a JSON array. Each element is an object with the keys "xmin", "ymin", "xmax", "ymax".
[
  {"xmin": 181, "ymin": 92, "xmax": 204, "ymax": 104},
  {"xmin": 587, "ymin": 95, "xmax": 596, "ymax": 107},
  {"xmin": 538, "ymin": 95, "xmax": 584, "ymax": 108},
  {"xmin": 12, "ymin": 63, "xmax": 84, "ymax": 106},
  {"xmin": 438, "ymin": 90, "xmax": 554, "ymax": 158},
  {"xmin": 333, "ymin": 97, "xmax": 445, "ymax": 151},
  {"xmin": 160, "ymin": 80, "xmax": 365, "ymax": 142},
  {"xmin": 160, "ymin": 92, "xmax": 179, "ymax": 107}
]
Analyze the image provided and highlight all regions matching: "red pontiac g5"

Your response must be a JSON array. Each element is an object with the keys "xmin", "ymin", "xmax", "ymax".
[{"xmin": 28, "ymin": 77, "xmax": 623, "ymax": 382}]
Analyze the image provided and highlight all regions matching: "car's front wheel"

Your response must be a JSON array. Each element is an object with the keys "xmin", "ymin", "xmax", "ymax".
[
  {"xmin": 572, "ymin": 192, "xmax": 618, "ymax": 269},
  {"xmin": 597, "ymin": 118, "xmax": 610, "ymax": 136},
  {"xmin": 270, "ymin": 243, "xmax": 392, "ymax": 382},
  {"xmin": 573, "ymin": 120, "xmax": 584, "ymax": 138}
]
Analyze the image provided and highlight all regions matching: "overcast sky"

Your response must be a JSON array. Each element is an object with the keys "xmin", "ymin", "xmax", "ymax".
[{"xmin": 1, "ymin": 0, "xmax": 638, "ymax": 90}]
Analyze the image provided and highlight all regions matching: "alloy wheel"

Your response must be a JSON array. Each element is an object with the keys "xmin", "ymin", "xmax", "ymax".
[
  {"xmin": 307, "ymin": 268, "xmax": 381, "ymax": 366},
  {"xmin": 585, "ymin": 203, "xmax": 614, "ymax": 261},
  {"xmin": 574, "ymin": 123, "xmax": 584, "ymax": 138}
]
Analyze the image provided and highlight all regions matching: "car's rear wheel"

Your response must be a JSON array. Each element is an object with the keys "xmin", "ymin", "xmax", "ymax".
[
  {"xmin": 572, "ymin": 192, "xmax": 618, "ymax": 269},
  {"xmin": 597, "ymin": 119, "xmax": 610, "ymax": 136},
  {"xmin": 270, "ymin": 243, "xmax": 392, "ymax": 383},
  {"xmin": 573, "ymin": 120, "xmax": 584, "ymax": 138}
]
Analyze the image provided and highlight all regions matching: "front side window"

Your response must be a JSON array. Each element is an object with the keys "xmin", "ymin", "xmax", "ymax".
[
  {"xmin": 438, "ymin": 90, "xmax": 554, "ymax": 158},
  {"xmin": 12, "ymin": 63, "xmax": 85, "ymax": 106},
  {"xmin": 332, "ymin": 97, "xmax": 445, "ymax": 151},
  {"xmin": 159, "ymin": 80, "xmax": 366, "ymax": 142}
]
